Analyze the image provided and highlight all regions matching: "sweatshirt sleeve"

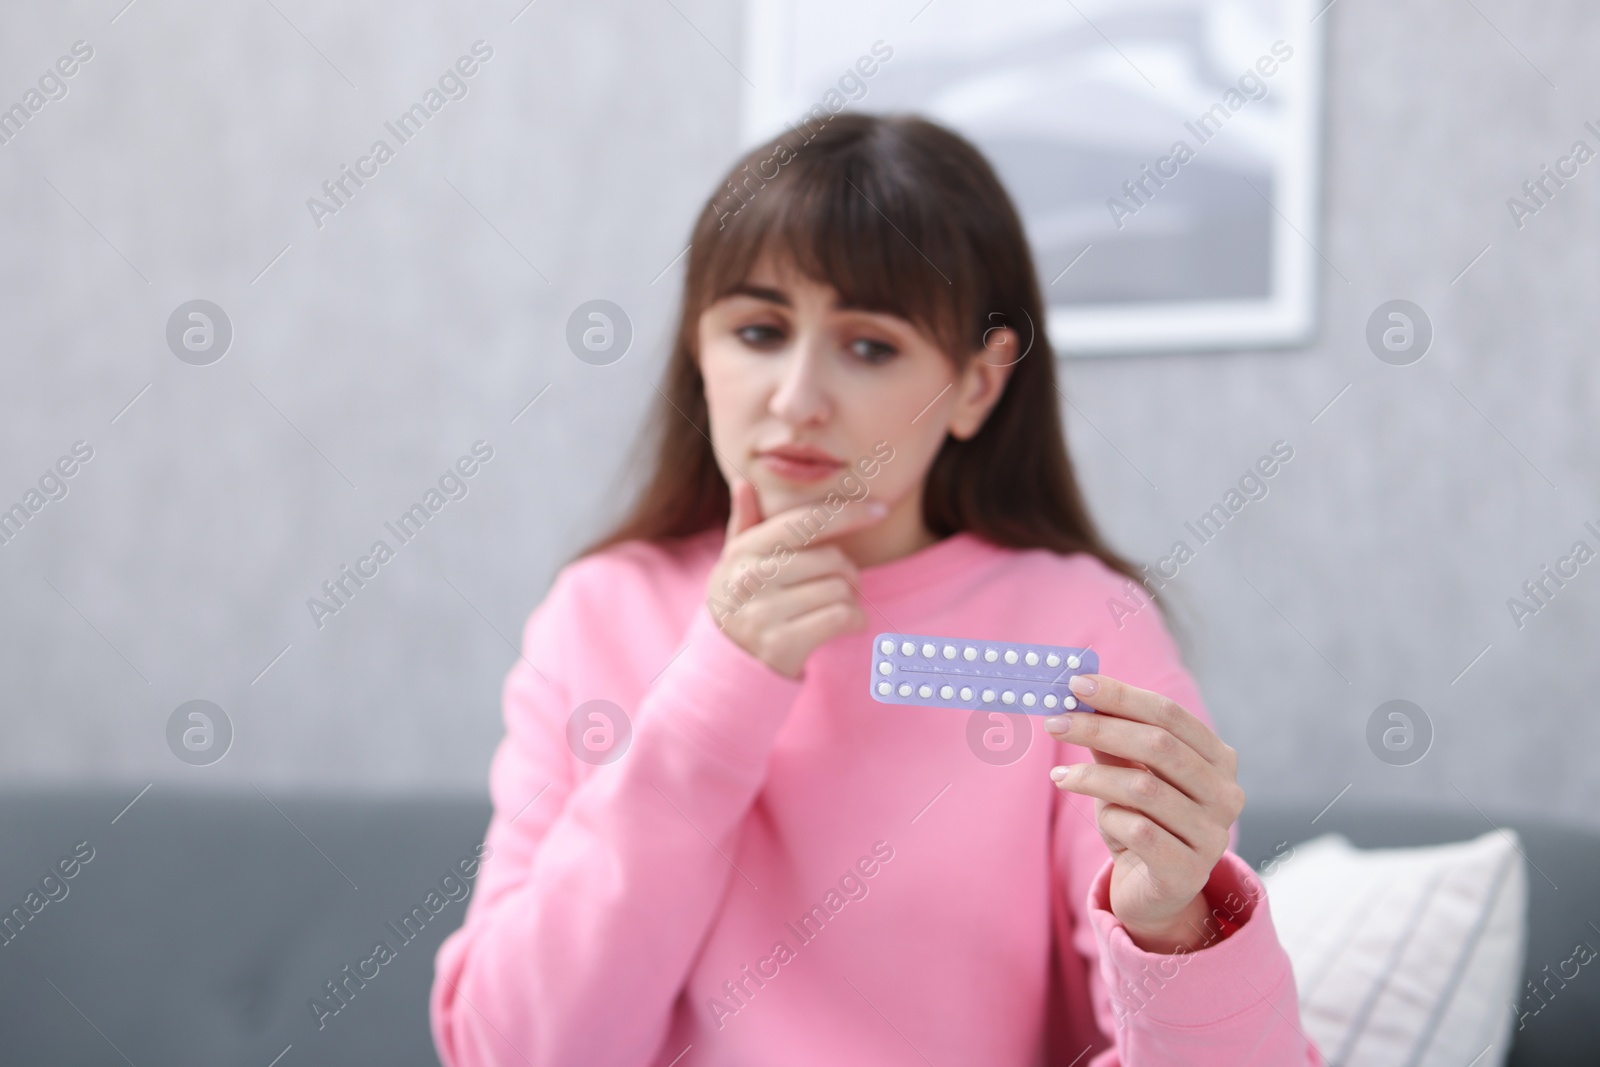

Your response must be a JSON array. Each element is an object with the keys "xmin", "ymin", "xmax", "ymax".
[
  {"xmin": 1048, "ymin": 576, "xmax": 1325, "ymax": 1066},
  {"xmin": 429, "ymin": 561, "xmax": 805, "ymax": 1067}
]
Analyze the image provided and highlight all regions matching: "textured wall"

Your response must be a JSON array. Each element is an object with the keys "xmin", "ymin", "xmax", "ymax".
[{"xmin": 0, "ymin": 1, "xmax": 1595, "ymax": 832}]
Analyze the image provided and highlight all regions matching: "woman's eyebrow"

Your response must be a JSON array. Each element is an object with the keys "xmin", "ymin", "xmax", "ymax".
[
  {"xmin": 722, "ymin": 283, "xmax": 790, "ymax": 306},
  {"xmin": 719, "ymin": 283, "xmax": 896, "ymax": 318}
]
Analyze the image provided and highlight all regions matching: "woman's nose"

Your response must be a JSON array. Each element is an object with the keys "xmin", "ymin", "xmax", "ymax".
[{"xmin": 769, "ymin": 335, "xmax": 831, "ymax": 425}]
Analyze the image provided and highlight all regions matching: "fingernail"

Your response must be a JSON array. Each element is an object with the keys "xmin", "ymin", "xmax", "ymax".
[
  {"xmin": 866, "ymin": 501, "xmax": 888, "ymax": 516},
  {"xmin": 1069, "ymin": 674, "xmax": 1097, "ymax": 695},
  {"xmin": 1049, "ymin": 766, "xmax": 1069, "ymax": 782},
  {"xmin": 1045, "ymin": 715, "xmax": 1071, "ymax": 733}
]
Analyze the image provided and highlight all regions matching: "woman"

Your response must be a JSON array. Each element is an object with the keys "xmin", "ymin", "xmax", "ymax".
[{"xmin": 431, "ymin": 112, "xmax": 1321, "ymax": 1066}]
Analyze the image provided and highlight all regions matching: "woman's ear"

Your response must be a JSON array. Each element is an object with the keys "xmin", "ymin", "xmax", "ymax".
[{"xmin": 948, "ymin": 327, "xmax": 1019, "ymax": 440}]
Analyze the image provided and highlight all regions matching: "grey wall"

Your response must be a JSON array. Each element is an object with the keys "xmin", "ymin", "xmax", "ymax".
[{"xmin": 1, "ymin": 1, "xmax": 1596, "ymax": 832}]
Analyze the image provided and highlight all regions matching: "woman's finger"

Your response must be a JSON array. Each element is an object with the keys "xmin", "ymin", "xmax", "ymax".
[
  {"xmin": 764, "ymin": 574, "xmax": 858, "ymax": 622},
  {"xmin": 726, "ymin": 477, "xmax": 763, "ymax": 541},
  {"xmin": 1048, "ymin": 711, "xmax": 1221, "ymax": 808},
  {"xmin": 712, "ymin": 547, "xmax": 860, "ymax": 615},
  {"xmin": 767, "ymin": 598, "xmax": 867, "ymax": 658},
  {"xmin": 1052, "ymin": 763, "xmax": 1217, "ymax": 854},
  {"xmin": 754, "ymin": 545, "xmax": 861, "ymax": 589},
  {"xmin": 1065, "ymin": 674, "xmax": 1236, "ymax": 771},
  {"xmin": 731, "ymin": 496, "xmax": 887, "ymax": 560},
  {"xmin": 1095, "ymin": 801, "xmax": 1192, "ymax": 881}
]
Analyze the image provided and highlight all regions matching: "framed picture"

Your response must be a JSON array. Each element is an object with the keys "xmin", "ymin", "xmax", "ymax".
[{"xmin": 740, "ymin": 0, "xmax": 1327, "ymax": 356}]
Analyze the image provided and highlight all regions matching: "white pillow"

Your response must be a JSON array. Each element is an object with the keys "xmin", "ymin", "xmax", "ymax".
[{"xmin": 1259, "ymin": 828, "xmax": 1528, "ymax": 1067}]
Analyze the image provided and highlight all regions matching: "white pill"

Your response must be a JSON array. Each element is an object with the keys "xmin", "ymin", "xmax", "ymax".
[
  {"xmin": 1022, "ymin": 692, "xmax": 1036, "ymax": 707},
  {"xmin": 878, "ymin": 662, "xmax": 892, "ymax": 675},
  {"xmin": 880, "ymin": 639, "xmax": 894, "ymax": 654},
  {"xmin": 1025, "ymin": 651, "xmax": 1039, "ymax": 666},
  {"xmin": 922, "ymin": 643, "xmax": 935, "ymax": 657},
  {"xmin": 1063, "ymin": 696, "xmax": 1077, "ymax": 710},
  {"xmin": 899, "ymin": 683, "xmax": 912, "ymax": 696},
  {"xmin": 984, "ymin": 649, "xmax": 998, "ymax": 662},
  {"xmin": 1001, "ymin": 690, "xmax": 1015, "ymax": 705},
  {"xmin": 877, "ymin": 682, "xmax": 891, "ymax": 695},
  {"xmin": 901, "ymin": 641, "xmax": 915, "ymax": 655},
  {"xmin": 918, "ymin": 684, "xmax": 933, "ymax": 698},
  {"xmin": 1067, "ymin": 654, "xmax": 1081, "ymax": 669},
  {"xmin": 963, "ymin": 647, "xmax": 977, "ymax": 661},
  {"xmin": 1046, "ymin": 653, "xmax": 1060, "ymax": 667},
  {"xmin": 940, "ymin": 685, "xmax": 954, "ymax": 699},
  {"xmin": 1004, "ymin": 649, "xmax": 1018, "ymax": 664},
  {"xmin": 1043, "ymin": 694, "xmax": 1058, "ymax": 708},
  {"xmin": 981, "ymin": 688, "xmax": 996, "ymax": 702},
  {"xmin": 942, "ymin": 645, "xmax": 956, "ymax": 659},
  {"xmin": 960, "ymin": 686, "xmax": 973, "ymax": 700}
]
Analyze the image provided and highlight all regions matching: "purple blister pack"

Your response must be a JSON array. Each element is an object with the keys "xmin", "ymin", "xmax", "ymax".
[{"xmin": 868, "ymin": 633, "xmax": 1099, "ymax": 715}]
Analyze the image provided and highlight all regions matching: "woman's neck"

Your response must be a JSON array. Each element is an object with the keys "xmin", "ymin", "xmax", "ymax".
[{"xmin": 835, "ymin": 490, "xmax": 939, "ymax": 568}]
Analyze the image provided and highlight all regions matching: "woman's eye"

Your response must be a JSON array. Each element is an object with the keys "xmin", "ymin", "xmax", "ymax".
[
  {"xmin": 850, "ymin": 337, "xmax": 898, "ymax": 364},
  {"xmin": 736, "ymin": 323, "xmax": 785, "ymax": 348}
]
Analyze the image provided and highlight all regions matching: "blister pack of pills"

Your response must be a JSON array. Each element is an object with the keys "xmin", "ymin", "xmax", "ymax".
[{"xmin": 868, "ymin": 633, "xmax": 1099, "ymax": 715}]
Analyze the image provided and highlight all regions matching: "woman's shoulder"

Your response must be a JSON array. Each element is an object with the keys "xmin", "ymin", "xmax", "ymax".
[
  {"xmin": 978, "ymin": 540, "xmax": 1175, "ymax": 647},
  {"xmin": 984, "ymin": 539, "xmax": 1145, "ymax": 600}
]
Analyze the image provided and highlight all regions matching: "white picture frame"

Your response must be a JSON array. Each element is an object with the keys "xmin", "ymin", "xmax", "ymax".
[{"xmin": 740, "ymin": 0, "xmax": 1327, "ymax": 356}]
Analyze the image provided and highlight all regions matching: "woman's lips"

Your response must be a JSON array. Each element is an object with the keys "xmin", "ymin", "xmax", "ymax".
[{"xmin": 758, "ymin": 451, "xmax": 844, "ymax": 483}]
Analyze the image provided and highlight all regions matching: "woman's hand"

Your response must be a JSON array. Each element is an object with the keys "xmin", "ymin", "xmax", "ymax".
[
  {"xmin": 1044, "ymin": 673, "xmax": 1246, "ymax": 954},
  {"xmin": 706, "ymin": 477, "xmax": 888, "ymax": 679}
]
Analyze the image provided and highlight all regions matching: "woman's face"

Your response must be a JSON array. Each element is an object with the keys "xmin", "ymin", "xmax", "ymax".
[{"xmin": 695, "ymin": 251, "xmax": 1016, "ymax": 565}]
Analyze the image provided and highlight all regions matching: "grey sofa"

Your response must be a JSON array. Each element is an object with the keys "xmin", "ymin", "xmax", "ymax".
[
  {"xmin": 1, "ymin": 790, "xmax": 1594, "ymax": 1065},
  {"xmin": 1234, "ymin": 801, "xmax": 1600, "ymax": 1067}
]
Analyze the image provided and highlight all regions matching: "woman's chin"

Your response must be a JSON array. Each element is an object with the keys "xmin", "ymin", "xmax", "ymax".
[{"xmin": 753, "ymin": 485, "xmax": 820, "ymax": 518}]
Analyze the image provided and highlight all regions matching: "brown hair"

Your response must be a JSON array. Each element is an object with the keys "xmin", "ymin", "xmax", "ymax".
[{"xmin": 573, "ymin": 112, "xmax": 1178, "ymax": 640}]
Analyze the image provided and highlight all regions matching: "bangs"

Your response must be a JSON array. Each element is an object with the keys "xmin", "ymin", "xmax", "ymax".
[{"xmin": 687, "ymin": 124, "xmax": 988, "ymax": 362}]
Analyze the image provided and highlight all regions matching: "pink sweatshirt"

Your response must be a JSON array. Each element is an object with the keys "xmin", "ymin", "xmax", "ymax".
[{"xmin": 430, "ymin": 527, "xmax": 1324, "ymax": 1066}]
